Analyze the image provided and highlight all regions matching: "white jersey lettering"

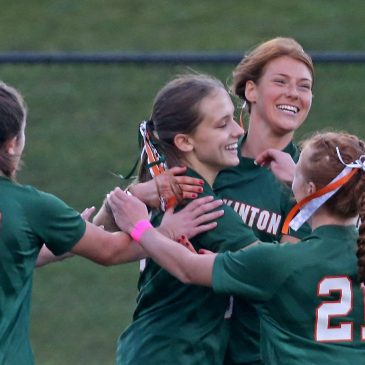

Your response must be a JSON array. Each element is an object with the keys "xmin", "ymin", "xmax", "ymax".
[
  {"xmin": 256, "ymin": 210, "xmax": 270, "ymax": 230},
  {"xmin": 223, "ymin": 199, "xmax": 282, "ymax": 235}
]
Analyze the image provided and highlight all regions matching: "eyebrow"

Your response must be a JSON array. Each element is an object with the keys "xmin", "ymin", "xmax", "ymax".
[{"xmin": 273, "ymin": 73, "xmax": 312, "ymax": 82}]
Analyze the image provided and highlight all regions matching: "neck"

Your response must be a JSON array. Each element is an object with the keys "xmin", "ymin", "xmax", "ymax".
[
  {"xmin": 310, "ymin": 207, "xmax": 357, "ymax": 230},
  {"xmin": 242, "ymin": 117, "xmax": 294, "ymax": 159},
  {"xmin": 182, "ymin": 158, "xmax": 218, "ymax": 187}
]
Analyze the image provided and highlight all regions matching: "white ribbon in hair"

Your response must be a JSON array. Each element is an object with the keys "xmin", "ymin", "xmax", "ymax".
[
  {"xmin": 336, "ymin": 147, "xmax": 365, "ymax": 172},
  {"xmin": 289, "ymin": 147, "xmax": 364, "ymax": 232}
]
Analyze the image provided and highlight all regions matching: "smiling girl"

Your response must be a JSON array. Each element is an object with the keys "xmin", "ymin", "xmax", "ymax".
[
  {"xmin": 113, "ymin": 74, "xmax": 259, "ymax": 365},
  {"xmin": 212, "ymin": 37, "xmax": 314, "ymax": 365}
]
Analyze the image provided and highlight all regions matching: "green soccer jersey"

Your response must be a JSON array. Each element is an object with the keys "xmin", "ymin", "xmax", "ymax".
[
  {"xmin": 116, "ymin": 168, "xmax": 258, "ymax": 365},
  {"xmin": 0, "ymin": 177, "xmax": 86, "ymax": 365},
  {"xmin": 214, "ymin": 137, "xmax": 310, "ymax": 365},
  {"xmin": 213, "ymin": 225, "xmax": 365, "ymax": 365}
]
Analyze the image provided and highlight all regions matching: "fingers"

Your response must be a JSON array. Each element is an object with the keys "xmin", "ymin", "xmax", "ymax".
[
  {"xmin": 182, "ymin": 196, "xmax": 216, "ymax": 212},
  {"xmin": 198, "ymin": 248, "xmax": 215, "ymax": 255},
  {"xmin": 179, "ymin": 182, "xmax": 203, "ymax": 194},
  {"xmin": 177, "ymin": 235, "xmax": 197, "ymax": 254},
  {"xmin": 193, "ymin": 210, "xmax": 224, "ymax": 226},
  {"xmin": 193, "ymin": 222, "xmax": 219, "ymax": 236},
  {"xmin": 174, "ymin": 175, "xmax": 204, "ymax": 187},
  {"xmin": 189, "ymin": 198, "xmax": 224, "ymax": 217},
  {"xmin": 80, "ymin": 206, "xmax": 96, "ymax": 221},
  {"xmin": 169, "ymin": 166, "xmax": 187, "ymax": 176},
  {"xmin": 107, "ymin": 187, "xmax": 129, "ymax": 210},
  {"xmin": 255, "ymin": 148, "xmax": 276, "ymax": 166}
]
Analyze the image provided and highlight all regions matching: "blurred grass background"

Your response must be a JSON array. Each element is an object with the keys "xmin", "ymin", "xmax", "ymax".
[{"xmin": 1, "ymin": 1, "xmax": 364, "ymax": 364}]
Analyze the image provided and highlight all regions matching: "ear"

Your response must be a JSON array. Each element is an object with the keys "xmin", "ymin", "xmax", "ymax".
[
  {"xmin": 245, "ymin": 80, "xmax": 257, "ymax": 104},
  {"xmin": 5, "ymin": 136, "xmax": 18, "ymax": 155},
  {"xmin": 173, "ymin": 133, "xmax": 194, "ymax": 153},
  {"xmin": 307, "ymin": 181, "xmax": 317, "ymax": 195}
]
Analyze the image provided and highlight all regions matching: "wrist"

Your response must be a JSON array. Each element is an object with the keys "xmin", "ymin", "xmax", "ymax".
[
  {"xmin": 131, "ymin": 219, "xmax": 153, "ymax": 243},
  {"xmin": 157, "ymin": 225, "xmax": 174, "ymax": 240}
]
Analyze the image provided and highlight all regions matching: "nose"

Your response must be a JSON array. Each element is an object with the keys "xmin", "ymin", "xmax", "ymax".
[
  {"xmin": 286, "ymin": 83, "xmax": 299, "ymax": 99},
  {"xmin": 232, "ymin": 120, "xmax": 245, "ymax": 137}
]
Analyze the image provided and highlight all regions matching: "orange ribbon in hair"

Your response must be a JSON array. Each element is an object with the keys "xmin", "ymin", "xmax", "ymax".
[
  {"xmin": 282, "ymin": 168, "xmax": 358, "ymax": 235},
  {"xmin": 139, "ymin": 121, "xmax": 178, "ymax": 210}
]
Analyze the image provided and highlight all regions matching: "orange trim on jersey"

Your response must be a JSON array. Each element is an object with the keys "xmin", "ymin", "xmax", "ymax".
[{"xmin": 281, "ymin": 168, "xmax": 358, "ymax": 234}]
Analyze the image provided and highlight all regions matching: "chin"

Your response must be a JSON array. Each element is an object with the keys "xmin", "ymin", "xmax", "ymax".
[{"xmin": 228, "ymin": 157, "xmax": 240, "ymax": 167}]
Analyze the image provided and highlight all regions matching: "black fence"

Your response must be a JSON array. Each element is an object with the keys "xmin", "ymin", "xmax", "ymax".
[{"xmin": 0, "ymin": 51, "xmax": 364, "ymax": 65}]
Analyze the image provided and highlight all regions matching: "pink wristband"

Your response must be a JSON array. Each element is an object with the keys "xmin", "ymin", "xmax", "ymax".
[{"xmin": 130, "ymin": 219, "xmax": 153, "ymax": 243}]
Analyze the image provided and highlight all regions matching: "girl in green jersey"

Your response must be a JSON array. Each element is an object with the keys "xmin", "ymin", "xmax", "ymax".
[
  {"xmin": 215, "ymin": 36, "xmax": 314, "ymax": 365},
  {"xmin": 110, "ymin": 74, "xmax": 259, "ymax": 365},
  {"xmin": 108, "ymin": 131, "xmax": 365, "ymax": 365},
  {"xmin": 0, "ymin": 81, "xmax": 217, "ymax": 364}
]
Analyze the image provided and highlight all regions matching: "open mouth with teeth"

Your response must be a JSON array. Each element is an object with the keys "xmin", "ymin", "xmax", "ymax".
[
  {"xmin": 225, "ymin": 143, "xmax": 238, "ymax": 151},
  {"xmin": 277, "ymin": 104, "xmax": 299, "ymax": 114}
]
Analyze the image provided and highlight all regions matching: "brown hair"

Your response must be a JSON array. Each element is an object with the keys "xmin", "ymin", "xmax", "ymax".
[
  {"xmin": 0, "ymin": 82, "xmax": 27, "ymax": 179},
  {"xmin": 232, "ymin": 37, "xmax": 314, "ymax": 112},
  {"xmin": 138, "ymin": 74, "xmax": 225, "ymax": 182},
  {"xmin": 300, "ymin": 132, "xmax": 365, "ymax": 218},
  {"xmin": 298, "ymin": 131, "xmax": 365, "ymax": 282}
]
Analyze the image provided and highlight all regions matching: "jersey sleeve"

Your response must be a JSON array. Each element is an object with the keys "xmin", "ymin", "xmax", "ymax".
[
  {"xmin": 212, "ymin": 242, "xmax": 290, "ymax": 302},
  {"xmin": 27, "ymin": 189, "xmax": 86, "ymax": 255}
]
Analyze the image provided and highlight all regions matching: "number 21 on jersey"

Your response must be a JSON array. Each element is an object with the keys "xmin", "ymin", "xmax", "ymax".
[{"xmin": 315, "ymin": 276, "xmax": 365, "ymax": 342}]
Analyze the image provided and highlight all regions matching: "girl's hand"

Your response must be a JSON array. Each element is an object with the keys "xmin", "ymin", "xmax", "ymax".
[
  {"xmin": 128, "ymin": 166, "xmax": 204, "ymax": 209},
  {"xmin": 80, "ymin": 206, "xmax": 96, "ymax": 221},
  {"xmin": 158, "ymin": 196, "xmax": 224, "ymax": 241},
  {"xmin": 255, "ymin": 148, "xmax": 296, "ymax": 185},
  {"xmin": 107, "ymin": 187, "xmax": 149, "ymax": 234}
]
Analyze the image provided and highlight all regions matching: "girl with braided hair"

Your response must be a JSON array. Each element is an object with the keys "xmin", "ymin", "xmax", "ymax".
[
  {"xmin": 108, "ymin": 131, "xmax": 365, "ymax": 365},
  {"xmin": 356, "ymin": 194, "xmax": 365, "ymax": 280}
]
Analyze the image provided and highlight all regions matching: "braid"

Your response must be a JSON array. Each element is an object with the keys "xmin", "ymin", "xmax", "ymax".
[
  {"xmin": 356, "ymin": 134, "xmax": 365, "ymax": 283},
  {"xmin": 357, "ymin": 188, "xmax": 365, "ymax": 283}
]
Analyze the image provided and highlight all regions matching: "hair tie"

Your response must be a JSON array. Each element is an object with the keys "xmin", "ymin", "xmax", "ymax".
[{"xmin": 336, "ymin": 147, "xmax": 365, "ymax": 172}]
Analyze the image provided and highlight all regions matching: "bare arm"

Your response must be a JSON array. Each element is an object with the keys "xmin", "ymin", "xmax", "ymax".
[
  {"xmin": 71, "ymin": 221, "xmax": 145, "ymax": 265},
  {"xmin": 108, "ymin": 187, "xmax": 216, "ymax": 286},
  {"xmin": 36, "ymin": 246, "xmax": 74, "ymax": 268}
]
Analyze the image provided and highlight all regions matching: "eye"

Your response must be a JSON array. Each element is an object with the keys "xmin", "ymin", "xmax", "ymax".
[
  {"xmin": 299, "ymin": 83, "xmax": 312, "ymax": 90},
  {"xmin": 274, "ymin": 79, "xmax": 286, "ymax": 85}
]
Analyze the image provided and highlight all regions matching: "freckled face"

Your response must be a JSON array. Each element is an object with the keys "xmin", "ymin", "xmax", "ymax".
[{"xmin": 248, "ymin": 56, "xmax": 313, "ymax": 135}]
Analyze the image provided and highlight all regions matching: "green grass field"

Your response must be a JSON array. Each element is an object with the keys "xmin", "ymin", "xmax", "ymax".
[{"xmin": 1, "ymin": 1, "xmax": 364, "ymax": 364}]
